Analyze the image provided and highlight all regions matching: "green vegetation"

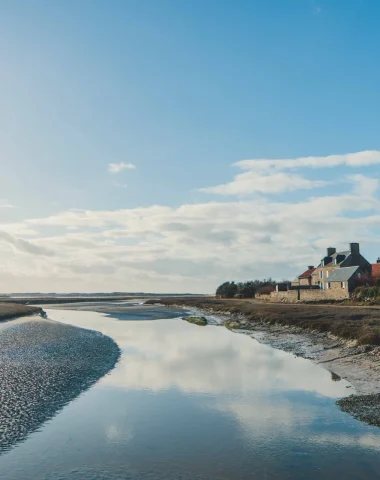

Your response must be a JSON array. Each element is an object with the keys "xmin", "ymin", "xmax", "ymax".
[
  {"xmin": 353, "ymin": 286, "xmax": 380, "ymax": 303},
  {"xmin": 215, "ymin": 279, "xmax": 281, "ymax": 298},
  {"xmin": 185, "ymin": 316, "xmax": 207, "ymax": 326}
]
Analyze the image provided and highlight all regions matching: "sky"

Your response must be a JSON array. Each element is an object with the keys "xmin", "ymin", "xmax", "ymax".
[{"xmin": 0, "ymin": 0, "xmax": 380, "ymax": 293}]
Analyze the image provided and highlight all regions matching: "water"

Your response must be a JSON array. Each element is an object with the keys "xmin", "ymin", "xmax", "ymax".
[{"xmin": 0, "ymin": 305, "xmax": 380, "ymax": 479}]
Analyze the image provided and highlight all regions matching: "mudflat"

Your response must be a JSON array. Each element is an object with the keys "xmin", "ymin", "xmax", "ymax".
[{"xmin": 0, "ymin": 316, "xmax": 120, "ymax": 453}]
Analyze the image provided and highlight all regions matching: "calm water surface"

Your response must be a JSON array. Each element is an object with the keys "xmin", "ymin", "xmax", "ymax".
[{"xmin": 1, "ymin": 306, "xmax": 380, "ymax": 479}]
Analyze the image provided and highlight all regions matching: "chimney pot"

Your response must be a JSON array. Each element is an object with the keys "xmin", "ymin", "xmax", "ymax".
[
  {"xmin": 327, "ymin": 247, "xmax": 336, "ymax": 256},
  {"xmin": 308, "ymin": 266, "xmax": 314, "ymax": 270},
  {"xmin": 350, "ymin": 243, "xmax": 360, "ymax": 255}
]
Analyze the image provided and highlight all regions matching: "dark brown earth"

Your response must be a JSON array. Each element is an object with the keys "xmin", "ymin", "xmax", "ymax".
[{"xmin": 0, "ymin": 303, "xmax": 44, "ymax": 321}]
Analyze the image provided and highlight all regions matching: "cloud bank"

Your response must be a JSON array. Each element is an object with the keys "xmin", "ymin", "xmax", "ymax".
[{"xmin": 0, "ymin": 151, "xmax": 379, "ymax": 292}]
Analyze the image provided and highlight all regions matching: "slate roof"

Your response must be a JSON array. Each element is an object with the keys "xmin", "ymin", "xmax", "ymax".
[
  {"xmin": 318, "ymin": 251, "xmax": 351, "ymax": 268},
  {"xmin": 326, "ymin": 266, "xmax": 359, "ymax": 282},
  {"xmin": 298, "ymin": 267, "xmax": 316, "ymax": 278}
]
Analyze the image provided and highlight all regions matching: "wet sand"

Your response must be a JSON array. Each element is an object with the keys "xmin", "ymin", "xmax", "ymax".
[
  {"xmin": 0, "ymin": 316, "xmax": 120, "ymax": 453},
  {"xmin": 42, "ymin": 302, "xmax": 188, "ymax": 320}
]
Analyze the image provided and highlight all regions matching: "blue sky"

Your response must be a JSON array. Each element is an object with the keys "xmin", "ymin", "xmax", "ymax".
[{"xmin": 0, "ymin": 0, "xmax": 380, "ymax": 292}]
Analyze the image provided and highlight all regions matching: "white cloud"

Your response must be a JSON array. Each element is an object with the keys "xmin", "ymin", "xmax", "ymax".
[
  {"xmin": 0, "ymin": 199, "xmax": 16, "ymax": 209},
  {"xmin": 108, "ymin": 162, "xmax": 136, "ymax": 174},
  {"xmin": 113, "ymin": 182, "xmax": 128, "ymax": 189},
  {"xmin": 200, "ymin": 151, "xmax": 380, "ymax": 196},
  {"xmin": 0, "ymin": 231, "xmax": 54, "ymax": 257},
  {"xmin": 200, "ymin": 172, "xmax": 327, "ymax": 195},
  {"xmin": 347, "ymin": 174, "xmax": 379, "ymax": 197},
  {"xmin": 235, "ymin": 150, "xmax": 380, "ymax": 172},
  {"xmin": 0, "ymin": 152, "xmax": 379, "ymax": 292}
]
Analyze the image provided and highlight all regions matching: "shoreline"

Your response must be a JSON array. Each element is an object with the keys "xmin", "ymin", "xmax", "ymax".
[
  {"xmin": 147, "ymin": 297, "xmax": 380, "ymax": 427},
  {"xmin": 184, "ymin": 304, "xmax": 380, "ymax": 394},
  {"xmin": 0, "ymin": 302, "xmax": 45, "ymax": 321}
]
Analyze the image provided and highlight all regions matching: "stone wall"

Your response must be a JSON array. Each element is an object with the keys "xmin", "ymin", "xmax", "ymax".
[
  {"xmin": 265, "ymin": 286, "xmax": 349, "ymax": 303},
  {"xmin": 300, "ymin": 287, "xmax": 349, "ymax": 301},
  {"xmin": 267, "ymin": 290, "xmax": 299, "ymax": 303}
]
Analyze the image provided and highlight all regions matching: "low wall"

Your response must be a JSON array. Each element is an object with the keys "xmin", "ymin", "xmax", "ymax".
[{"xmin": 266, "ymin": 288, "xmax": 349, "ymax": 303}]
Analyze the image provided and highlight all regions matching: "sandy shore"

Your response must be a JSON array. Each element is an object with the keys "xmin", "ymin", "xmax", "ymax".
[{"xmin": 0, "ymin": 315, "xmax": 120, "ymax": 453}]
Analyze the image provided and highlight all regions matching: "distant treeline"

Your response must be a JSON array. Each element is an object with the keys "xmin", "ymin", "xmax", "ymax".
[{"xmin": 216, "ymin": 279, "xmax": 288, "ymax": 298}]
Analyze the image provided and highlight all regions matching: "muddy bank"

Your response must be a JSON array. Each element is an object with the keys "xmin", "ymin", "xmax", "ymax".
[
  {"xmin": 0, "ymin": 302, "xmax": 45, "ymax": 321},
  {"xmin": 147, "ymin": 297, "xmax": 380, "ymax": 427},
  {"xmin": 146, "ymin": 297, "xmax": 380, "ymax": 345},
  {"xmin": 43, "ymin": 302, "xmax": 188, "ymax": 320},
  {"xmin": 0, "ymin": 316, "xmax": 120, "ymax": 453}
]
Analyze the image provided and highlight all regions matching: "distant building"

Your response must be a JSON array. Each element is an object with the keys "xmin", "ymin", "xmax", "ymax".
[
  {"xmin": 291, "ymin": 243, "xmax": 371, "ymax": 298},
  {"xmin": 310, "ymin": 243, "xmax": 371, "ymax": 290},
  {"xmin": 323, "ymin": 266, "xmax": 363, "ymax": 295},
  {"xmin": 372, "ymin": 258, "xmax": 380, "ymax": 278},
  {"xmin": 298, "ymin": 266, "xmax": 316, "ymax": 287}
]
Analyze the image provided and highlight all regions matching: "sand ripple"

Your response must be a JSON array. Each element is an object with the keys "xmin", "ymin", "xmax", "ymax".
[{"xmin": 0, "ymin": 318, "xmax": 120, "ymax": 452}]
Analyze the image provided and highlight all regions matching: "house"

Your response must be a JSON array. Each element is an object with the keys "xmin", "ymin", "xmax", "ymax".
[
  {"xmin": 298, "ymin": 266, "xmax": 316, "ymax": 287},
  {"xmin": 311, "ymin": 243, "xmax": 371, "ymax": 289},
  {"xmin": 372, "ymin": 259, "xmax": 380, "ymax": 279},
  {"xmin": 323, "ymin": 265, "xmax": 364, "ymax": 295}
]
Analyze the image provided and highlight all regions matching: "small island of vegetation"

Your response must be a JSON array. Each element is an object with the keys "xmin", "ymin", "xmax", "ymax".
[{"xmin": 185, "ymin": 316, "xmax": 207, "ymax": 326}]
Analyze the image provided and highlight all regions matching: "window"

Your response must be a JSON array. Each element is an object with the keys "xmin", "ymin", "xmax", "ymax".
[
  {"xmin": 342, "ymin": 282, "xmax": 346, "ymax": 289},
  {"xmin": 358, "ymin": 272, "xmax": 361, "ymax": 279},
  {"xmin": 320, "ymin": 271, "xmax": 323, "ymax": 279},
  {"xmin": 326, "ymin": 282, "xmax": 330, "ymax": 289},
  {"xmin": 326, "ymin": 270, "xmax": 329, "ymax": 278}
]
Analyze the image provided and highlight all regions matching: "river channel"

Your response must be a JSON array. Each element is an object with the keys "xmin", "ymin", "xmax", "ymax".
[{"xmin": 0, "ymin": 303, "xmax": 379, "ymax": 479}]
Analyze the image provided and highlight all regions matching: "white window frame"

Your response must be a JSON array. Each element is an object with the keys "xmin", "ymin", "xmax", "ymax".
[
  {"xmin": 320, "ymin": 271, "xmax": 323, "ymax": 279},
  {"xmin": 326, "ymin": 270, "xmax": 329, "ymax": 278},
  {"xmin": 342, "ymin": 281, "xmax": 346, "ymax": 289}
]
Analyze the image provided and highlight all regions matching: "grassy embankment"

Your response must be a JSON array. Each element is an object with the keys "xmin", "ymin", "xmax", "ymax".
[
  {"xmin": 146, "ymin": 297, "xmax": 380, "ymax": 345},
  {"xmin": 0, "ymin": 303, "xmax": 44, "ymax": 321}
]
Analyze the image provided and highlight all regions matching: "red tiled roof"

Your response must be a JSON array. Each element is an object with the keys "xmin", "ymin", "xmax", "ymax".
[
  {"xmin": 372, "ymin": 263, "xmax": 380, "ymax": 277},
  {"xmin": 298, "ymin": 267, "xmax": 316, "ymax": 279}
]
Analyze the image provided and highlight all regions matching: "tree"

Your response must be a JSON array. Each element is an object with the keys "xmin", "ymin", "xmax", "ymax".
[
  {"xmin": 216, "ymin": 278, "xmax": 283, "ymax": 299},
  {"xmin": 215, "ymin": 281, "xmax": 238, "ymax": 298}
]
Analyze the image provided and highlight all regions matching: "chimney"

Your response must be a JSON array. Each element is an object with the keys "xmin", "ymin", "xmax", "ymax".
[
  {"xmin": 350, "ymin": 243, "xmax": 360, "ymax": 255},
  {"xmin": 308, "ymin": 265, "xmax": 314, "ymax": 270},
  {"xmin": 377, "ymin": 257, "xmax": 380, "ymax": 264},
  {"xmin": 327, "ymin": 247, "xmax": 336, "ymax": 256}
]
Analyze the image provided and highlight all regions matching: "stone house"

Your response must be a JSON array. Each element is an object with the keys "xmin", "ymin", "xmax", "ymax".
[
  {"xmin": 311, "ymin": 243, "xmax": 371, "ymax": 290},
  {"xmin": 297, "ymin": 266, "xmax": 316, "ymax": 287},
  {"xmin": 323, "ymin": 265, "xmax": 364, "ymax": 295}
]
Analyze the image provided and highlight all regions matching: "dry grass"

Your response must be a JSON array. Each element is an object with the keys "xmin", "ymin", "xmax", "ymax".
[
  {"xmin": 146, "ymin": 297, "xmax": 380, "ymax": 345},
  {"xmin": 0, "ymin": 303, "xmax": 44, "ymax": 321}
]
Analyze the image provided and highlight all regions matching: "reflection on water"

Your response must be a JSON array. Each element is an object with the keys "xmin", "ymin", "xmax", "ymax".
[{"xmin": 0, "ymin": 307, "xmax": 380, "ymax": 479}]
